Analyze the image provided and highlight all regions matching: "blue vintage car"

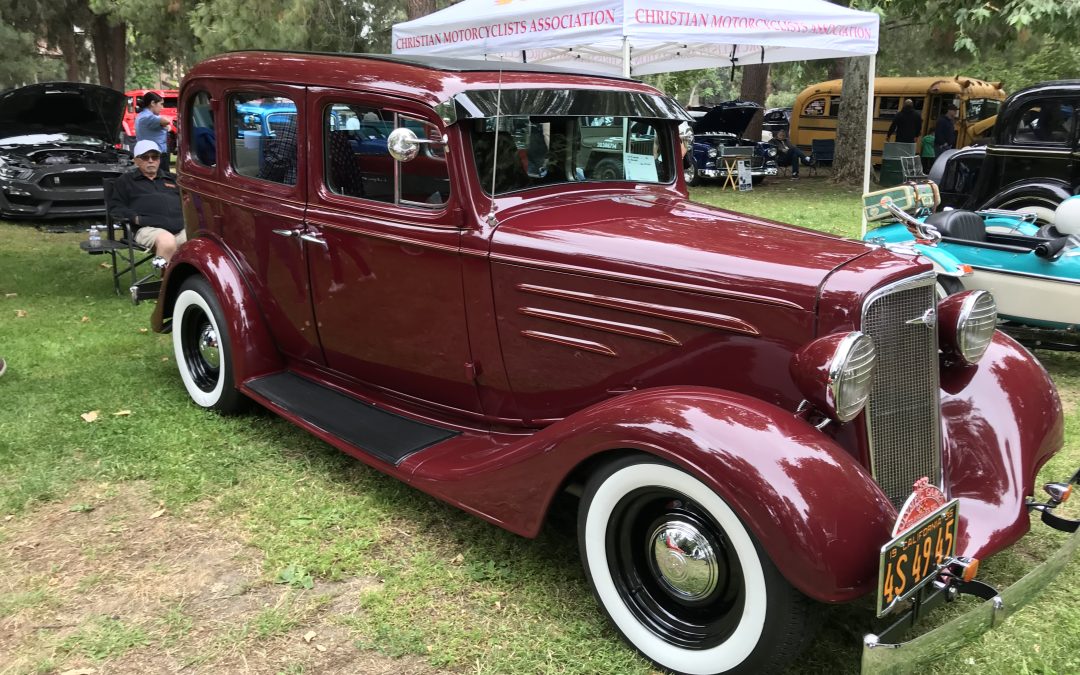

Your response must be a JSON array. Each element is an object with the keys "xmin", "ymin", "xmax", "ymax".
[
  {"xmin": 685, "ymin": 101, "xmax": 778, "ymax": 186},
  {"xmin": 864, "ymin": 185, "xmax": 1080, "ymax": 349}
]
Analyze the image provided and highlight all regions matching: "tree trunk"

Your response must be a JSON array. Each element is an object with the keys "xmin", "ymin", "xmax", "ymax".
[
  {"xmin": 91, "ymin": 15, "xmax": 111, "ymax": 87},
  {"xmin": 109, "ymin": 21, "xmax": 127, "ymax": 93},
  {"xmin": 832, "ymin": 55, "xmax": 870, "ymax": 185},
  {"xmin": 406, "ymin": 0, "xmax": 437, "ymax": 20},
  {"xmin": 738, "ymin": 63, "xmax": 769, "ymax": 141},
  {"xmin": 57, "ymin": 29, "xmax": 80, "ymax": 81}
]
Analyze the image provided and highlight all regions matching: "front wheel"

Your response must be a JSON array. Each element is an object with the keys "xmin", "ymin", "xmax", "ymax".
[
  {"xmin": 172, "ymin": 276, "xmax": 246, "ymax": 413},
  {"xmin": 578, "ymin": 455, "xmax": 816, "ymax": 675},
  {"xmin": 684, "ymin": 156, "xmax": 699, "ymax": 186},
  {"xmin": 935, "ymin": 274, "xmax": 965, "ymax": 300}
]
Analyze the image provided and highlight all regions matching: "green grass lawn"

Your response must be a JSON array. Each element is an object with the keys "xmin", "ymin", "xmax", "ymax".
[{"xmin": 1, "ymin": 180, "xmax": 1077, "ymax": 674}]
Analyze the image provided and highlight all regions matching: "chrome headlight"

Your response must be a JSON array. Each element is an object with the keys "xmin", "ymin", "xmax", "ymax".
[
  {"xmin": 767, "ymin": 147, "xmax": 778, "ymax": 158},
  {"xmin": 938, "ymin": 290, "xmax": 997, "ymax": 365},
  {"xmin": 707, "ymin": 148, "xmax": 718, "ymax": 158},
  {"xmin": 790, "ymin": 332, "xmax": 876, "ymax": 423}
]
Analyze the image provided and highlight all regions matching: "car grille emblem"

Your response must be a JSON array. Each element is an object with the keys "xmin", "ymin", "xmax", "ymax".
[
  {"xmin": 53, "ymin": 176, "xmax": 61, "ymax": 185},
  {"xmin": 906, "ymin": 307, "xmax": 936, "ymax": 328}
]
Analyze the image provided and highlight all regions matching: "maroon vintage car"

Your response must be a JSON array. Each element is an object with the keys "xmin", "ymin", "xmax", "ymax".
[{"xmin": 154, "ymin": 52, "xmax": 1079, "ymax": 674}]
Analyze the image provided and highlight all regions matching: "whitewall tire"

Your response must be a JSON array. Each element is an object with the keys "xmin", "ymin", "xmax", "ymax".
[
  {"xmin": 578, "ymin": 455, "xmax": 816, "ymax": 675},
  {"xmin": 172, "ymin": 276, "xmax": 245, "ymax": 413}
]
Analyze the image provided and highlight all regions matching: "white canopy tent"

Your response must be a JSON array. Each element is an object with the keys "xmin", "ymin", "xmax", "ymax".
[{"xmin": 393, "ymin": 0, "xmax": 880, "ymax": 197}]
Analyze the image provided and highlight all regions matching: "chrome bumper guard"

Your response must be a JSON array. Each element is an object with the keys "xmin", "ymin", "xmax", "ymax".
[{"xmin": 862, "ymin": 467, "xmax": 1080, "ymax": 674}]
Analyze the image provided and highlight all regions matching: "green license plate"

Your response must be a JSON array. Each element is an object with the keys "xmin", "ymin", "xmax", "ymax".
[{"xmin": 876, "ymin": 499, "xmax": 959, "ymax": 616}]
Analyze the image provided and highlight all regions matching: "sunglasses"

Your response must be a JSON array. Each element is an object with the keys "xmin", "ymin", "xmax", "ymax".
[{"xmin": 138, "ymin": 152, "xmax": 162, "ymax": 160}]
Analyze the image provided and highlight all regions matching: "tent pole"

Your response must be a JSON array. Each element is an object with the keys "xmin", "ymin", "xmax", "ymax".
[
  {"xmin": 622, "ymin": 37, "xmax": 631, "ymax": 78},
  {"xmin": 861, "ymin": 54, "xmax": 876, "ymax": 237}
]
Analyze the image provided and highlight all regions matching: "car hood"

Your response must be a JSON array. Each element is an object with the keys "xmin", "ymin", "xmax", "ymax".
[
  {"xmin": 0, "ymin": 82, "xmax": 126, "ymax": 144},
  {"xmin": 489, "ymin": 192, "xmax": 883, "ymax": 312},
  {"xmin": 692, "ymin": 101, "xmax": 762, "ymax": 137}
]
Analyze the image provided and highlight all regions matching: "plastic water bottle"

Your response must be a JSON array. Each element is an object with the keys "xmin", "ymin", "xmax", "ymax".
[{"xmin": 88, "ymin": 225, "xmax": 101, "ymax": 249}]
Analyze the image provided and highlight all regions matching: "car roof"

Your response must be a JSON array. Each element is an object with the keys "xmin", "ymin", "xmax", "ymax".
[{"xmin": 183, "ymin": 51, "xmax": 661, "ymax": 109}]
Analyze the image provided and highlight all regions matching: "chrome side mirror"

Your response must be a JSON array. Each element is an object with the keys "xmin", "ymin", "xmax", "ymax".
[{"xmin": 387, "ymin": 127, "xmax": 448, "ymax": 162}]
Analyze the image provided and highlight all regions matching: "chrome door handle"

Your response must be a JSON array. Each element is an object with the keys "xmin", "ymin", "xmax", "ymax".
[
  {"xmin": 272, "ymin": 228, "xmax": 301, "ymax": 238},
  {"xmin": 300, "ymin": 232, "xmax": 327, "ymax": 247}
]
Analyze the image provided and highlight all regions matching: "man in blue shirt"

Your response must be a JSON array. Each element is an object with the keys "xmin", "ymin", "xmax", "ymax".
[{"xmin": 135, "ymin": 92, "xmax": 171, "ymax": 173}]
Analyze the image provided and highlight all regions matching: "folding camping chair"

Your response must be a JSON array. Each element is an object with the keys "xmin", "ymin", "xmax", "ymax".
[
  {"xmin": 79, "ymin": 177, "xmax": 161, "ymax": 302},
  {"xmin": 809, "ymin": 138, "xmax": 835, "ymax": 175}
]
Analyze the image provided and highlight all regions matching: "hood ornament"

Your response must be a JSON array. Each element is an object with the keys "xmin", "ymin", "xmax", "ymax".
[{"xmin": 906, "ymin": 307, "xmax": 936, "ymax": 328}]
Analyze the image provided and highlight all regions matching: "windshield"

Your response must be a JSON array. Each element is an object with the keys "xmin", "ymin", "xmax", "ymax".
[
  {"xmin": 966, "ymin": 99, "xmax": 1000, "ymax": 122},
  {"xmin": 468, "ymin": 115, "xmax": 675, "ymax": 195},
  {"xmin": 0, "ymin": 133, "xmax": 104, "ymax": 147}
]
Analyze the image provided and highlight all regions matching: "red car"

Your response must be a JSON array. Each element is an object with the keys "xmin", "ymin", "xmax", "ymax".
[
  {"xmin": 120, "ymin": 88, "xmax": 178, "ymax": 153},
  {"xmin": 154, "ymin": 52, "xmax": 1079, "ymax": 675}
]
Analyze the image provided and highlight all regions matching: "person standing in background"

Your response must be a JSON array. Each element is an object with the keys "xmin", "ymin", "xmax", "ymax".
[
  {"xmin": 135, "ymin": 91, "xmax": 171, "ymax": 173},
  {"xmin": 886, "ymin": 98, "xmax": 922, "ymax": 144},
  {"xmin": 934, "ymin": 103, "xmax": 959, "ymax": 156}
]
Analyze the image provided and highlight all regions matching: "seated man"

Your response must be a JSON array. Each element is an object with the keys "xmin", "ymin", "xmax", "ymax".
[
  {"xmin": 769, "ymin": 129, "xmax": 814, "ymax": 179},
  {"xmin": 108, "ymin": 140, "xmax": 185, "ymax": 262}
]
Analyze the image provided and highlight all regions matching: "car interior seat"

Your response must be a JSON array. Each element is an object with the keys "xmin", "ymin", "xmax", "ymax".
[{"xmin": 924, "ymin": 209, "xmax": 987, "ymax": 241}]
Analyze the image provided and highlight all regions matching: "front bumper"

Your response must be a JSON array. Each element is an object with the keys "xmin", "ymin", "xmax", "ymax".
[
  {"xmin": 700, "ymin": 165, "xmax": 779, "ymax": 179},
  {"xmin": 0, "ymin": 166, "xmax": 125, "ymax": 219},
  {"xmin": 862, "ymin": 468, "xmax": 1080, "ymax": 674}
]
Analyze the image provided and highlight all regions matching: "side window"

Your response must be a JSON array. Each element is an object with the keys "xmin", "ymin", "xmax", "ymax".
[
  {"xmin": 188, "ymin": 90, "xmax": 216, "ymax": 167},
  {"xmin": 231, "ymin": 93, "xmax": 298, "ymax": 185},
  {"xmin": 399, "ymin": 115, "xmax": 450, "ymax": 207},
  {"xmin": 879, "ymin": 96, "xmax": 901, "ymax": 118},
  {"xmin": 322, "ymin": 104, "xmax": 450, "ymax": 208},
  {"xmin": 827, "ymin": 96, "xmax": 842, "ymax": 119},
  {"xmin": 1009, "ymin": 99, "xmax": 1076, "ymax": 145},
  {"xmin": 324, "ymin": 103, "xmax": 393, "ymax": 203},
  {"xmin": 802, "ymin": 97, "xmax": 826, "ymax": 117}
]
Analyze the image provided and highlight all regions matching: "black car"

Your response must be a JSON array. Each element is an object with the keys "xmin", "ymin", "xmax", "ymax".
[
  {"xmin": 762, "ymin": 107, "xmax": 792, "ymax": 137},
  {"xmin": 685, "ymin": 101, "xmax": 778, "ymax": 186},
  {"xmin": 930, "ymin": 80, "xmax": 1079, "ymax": 224},
  {"xmin": 0, "ymin": 82, "xmax": 132, "ymax": 219}
]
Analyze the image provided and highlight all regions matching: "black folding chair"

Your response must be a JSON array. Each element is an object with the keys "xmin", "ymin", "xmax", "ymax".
[
  {"xmin": 80, "ymin": 176, "xmax": 159, "ymax": 300},
  {"xmin": 810, "ymin": 138, "xmax": 835, "ymax": 175}
]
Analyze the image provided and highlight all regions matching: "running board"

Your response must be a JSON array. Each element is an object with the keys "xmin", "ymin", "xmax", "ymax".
[{"xmin": 246, "ymin": 372, "xmax": 459, "ymax": 465}]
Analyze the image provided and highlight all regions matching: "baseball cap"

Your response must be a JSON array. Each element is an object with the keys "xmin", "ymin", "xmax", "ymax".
[
  {"xmin": 947, "ymin": 103, "xmax": 959, "ymax": 111},
  {"xmin": 133, "ymin": 140, "xmax": 160, "ymax": 157}
]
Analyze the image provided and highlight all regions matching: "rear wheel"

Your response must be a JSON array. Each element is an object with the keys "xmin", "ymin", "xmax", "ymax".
[
  {"xmin": 172, "ymin": 276, "xmax": 246, "ymax": 413},
  {"xmin": 594, "ymin": 157, "xmax": 625, "ymax": 181},
  {"xmin": 578, "ymin": 455, "xmax": 816, "ymax": 675}
]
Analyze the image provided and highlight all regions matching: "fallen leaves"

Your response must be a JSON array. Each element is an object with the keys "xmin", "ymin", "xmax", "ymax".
[
  {"xmin": 60, "ymin": 668, "xmax": 96, "ymax": 675},
  {"xmin": 112, "ymin": 410, "xmax": 132, "ymax": 417},
  {"xmin": 99, "ymin": 262, "xmax": 113, "ymax": 269},
  {"xmin": 81, "ymin": 316, "xmax": 91, "ymax": 323},
  {"xmin": 15, "ymin": 309, "xmax": 27, "ymax": 318},
  {"xmin": 149, "ymin": 508, "xmax": 166, "ymax": 519},
  {"xmin": 303, "ymin": 630, "xmax": 317, "ymax": 643},
  {"xmin": 137, "ymin": 327, "xmax": 149, "ymax": 334},
  {"xmin": 4, "ymin": 292, "xmax": 16, "ymax": 298},
  {"xmin": 80, "ymin": 411, "xmax": 100, "ymax": 423}
]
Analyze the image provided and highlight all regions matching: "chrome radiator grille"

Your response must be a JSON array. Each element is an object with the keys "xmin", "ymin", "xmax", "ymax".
[{"xmin": 861, "ymin": 275, "xmax": 941, "ymax": 508}]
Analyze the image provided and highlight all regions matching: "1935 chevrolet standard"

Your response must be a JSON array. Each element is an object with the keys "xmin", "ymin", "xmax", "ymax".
[{"xmin": 153, "ymin": 52, "xmax": 1079, "ymax": 675}]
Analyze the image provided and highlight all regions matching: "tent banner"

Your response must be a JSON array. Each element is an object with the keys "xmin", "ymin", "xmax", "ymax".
[
  {"xmin": 393, "ymin": 0, "xmax": 624, "ymax": 55},
  {"xmin": 625, "ymin": 0, "xmax": 878, "ymax": 56}
]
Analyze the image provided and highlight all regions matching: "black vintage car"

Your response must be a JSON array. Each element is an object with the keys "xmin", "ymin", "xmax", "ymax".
[
  {"xmin": 930, "ymin": 80, "xmax": 1079, "ymax": 224},
  {"xmin": 0, "ymin": 82, "xmax": 131, "ymax": 219},
  {"xmin": 685, "ymin": 101, "xmax": 778, "ymax": 186}
]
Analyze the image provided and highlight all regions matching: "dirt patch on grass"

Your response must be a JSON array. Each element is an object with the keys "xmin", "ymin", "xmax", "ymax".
[{"xmin": 0, "ymin": 482, "xmax": 445, "ymax": 674}]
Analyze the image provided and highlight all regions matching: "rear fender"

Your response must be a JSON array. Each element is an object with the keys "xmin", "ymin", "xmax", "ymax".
[
  {"xmin": 151, "ymin": 237, "xmax": 282, "ymax": 383},
  {"xmin": 411, "ymin": 386, "xmax": 896, "ymax": 603},
  {"xmin": 982, "ymin": 180, "xmax": 1072, "ymax": 212}
]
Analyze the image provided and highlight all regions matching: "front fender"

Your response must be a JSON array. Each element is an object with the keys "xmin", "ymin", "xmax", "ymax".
[
  {"xmin": 941, "ymin": 331, "xmax": 1064, "ymax": 559},
  {"xmin": 981, "ymin": 179, "xmax": 1073, "ymax": 210},
  {"xmin": 913, "ymin": 243, "xmax": 967, "ymax": 276},
  {"xmin": 151, "ymin": 237, "xmax": 282, "ymax": 384},
  {"xmin": 409, "ymin": 386, "xmax": 896, "ymax": 603}
]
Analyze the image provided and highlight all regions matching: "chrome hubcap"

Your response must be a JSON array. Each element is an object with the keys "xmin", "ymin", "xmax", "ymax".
[
  {"xmin": 649, "ymin": 519, "xmax": 719, "ymax": 601},
  {"xmin": 198, "ymin": 325, "xmax": 220, "ymax": 368}
]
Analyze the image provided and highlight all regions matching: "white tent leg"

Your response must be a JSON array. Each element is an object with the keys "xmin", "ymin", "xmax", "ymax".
[
  {"xmin": 622, "ymin": 37, "xmax": 631, "ymax": 78},
  {"xmin": 861, "ymin": 54, "xmax": 876, "ymax": 237}
]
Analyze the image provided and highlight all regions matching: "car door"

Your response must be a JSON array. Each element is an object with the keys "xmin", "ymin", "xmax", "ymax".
[
  {"xmin": 302, "ymin": 89, "xmax": 481, "ymax": 415},
  {"xmin": 218, "ymin": 85, "xmax": 323, "ymax": 365}
]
